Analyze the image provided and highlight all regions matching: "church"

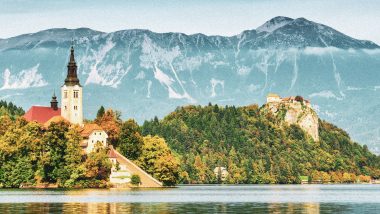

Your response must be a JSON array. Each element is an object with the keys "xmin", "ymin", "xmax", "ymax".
[
  {"xmin": 23, "ymin": 45, "xmax": 106, "ymax": 153},
  {"xmin": 23, "ymin": 45, "xmax": 162, "ymax": 188}
]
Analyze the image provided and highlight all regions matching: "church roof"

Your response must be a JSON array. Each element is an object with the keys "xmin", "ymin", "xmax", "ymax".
[
  {"xmin": 23, "ymin": 106, "xmax": 61, "ymax": 124},
  {"xmin": 79, "ymin": 123, "xmax": 104, "ymax": 138},
  {"xmin": 64, "ymin": 45, "xmax": 81, "ymax": 86}
]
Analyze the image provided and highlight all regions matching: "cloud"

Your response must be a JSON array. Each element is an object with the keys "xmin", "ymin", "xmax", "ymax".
[
  {"xmin": 1, "ymin": 64, "xmax": 48, "ymax": 90},
  {"xmin": 362, "ymin": 49, "xmax": 380, "ymax": 55},
  {"xmin": 303, "ymin": 47, "xmax": 340, "ymax": 56}
]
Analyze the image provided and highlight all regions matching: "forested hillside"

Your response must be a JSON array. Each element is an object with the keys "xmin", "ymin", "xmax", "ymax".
[
  {"xmin": 141, "ymin": 104, "xmax": 380, "ymax": 184},
  {"xmin": 0, "ymin": 100, "xmax": 24, "ymax": 119}
]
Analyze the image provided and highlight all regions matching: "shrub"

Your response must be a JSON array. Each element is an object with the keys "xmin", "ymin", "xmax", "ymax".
[{"xmin": 131, "ymin": 174, "xmax": 141, "ymax": 185}]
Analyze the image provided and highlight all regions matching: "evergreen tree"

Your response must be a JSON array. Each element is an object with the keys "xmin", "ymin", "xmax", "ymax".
[{"xmin": 96, "ymin": 106, "xmax": 105, "ymax": 119}]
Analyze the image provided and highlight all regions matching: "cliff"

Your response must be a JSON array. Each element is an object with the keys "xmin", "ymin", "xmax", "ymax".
[{"xmin": 264, "ymin": 95, "xmax": 319, "ymax": 141}]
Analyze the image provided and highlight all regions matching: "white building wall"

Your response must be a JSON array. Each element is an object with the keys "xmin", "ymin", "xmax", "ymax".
[
  {"xmin": 85, "ymin": 130, "xmax": 108, "ymax": 154},
  {"xmin": 61, "ymin": 85, "xmax": 83, "ymax": 125},
  {"xmin": 267, "ymin": 96, "xmax": 281, "ymax": 103}
]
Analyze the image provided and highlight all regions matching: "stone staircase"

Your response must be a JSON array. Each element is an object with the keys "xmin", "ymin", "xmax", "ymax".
[{"xmin": 109, "ymin": 148, "xmax": 162, "ymax": 188}]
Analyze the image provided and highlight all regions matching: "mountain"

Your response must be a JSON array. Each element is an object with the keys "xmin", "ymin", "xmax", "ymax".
[
  {"xmin": 0, "ymin": 17, "xmax": 379, "ymax": 153},
  {"xmin": 141, "ymin": 103, "xmax": 380, "ymax": 184}
]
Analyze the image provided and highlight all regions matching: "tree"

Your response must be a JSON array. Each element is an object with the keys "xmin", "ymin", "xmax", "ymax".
[
  {"xmin": 96, "ymin": 109, "xmax": 122, "ymax": 145},
  {"xmin": 41, "ymin": 121, "xmax": 70, "ymax": 183},
  {"xmin": 193, "ymin": 155, "xmax": 207, "ymax": 183},
  {"xmin": 131, "ymin": 174, "xmax": 141, "ymax": 185},
  {"xmin": 96, "ymin": 106, "xmax": 105, "ymax": 119},
  {"xmin": 83, "ymin": 142, "xmax": 112, "ymax": 187},
  {"xmin": 0, "ymin": 115, "xmax": 12, "ymax": 135},
  {"xmin": 118, "ymin": 119, "xmax": 144, "ymax": 160},
  {"xmin": 63, "ymin": 127, "xmax": 84, "ymax": 187},
  {"xmin": 137, "ymin": 135, "xmax": 179, "ymax": 186}
]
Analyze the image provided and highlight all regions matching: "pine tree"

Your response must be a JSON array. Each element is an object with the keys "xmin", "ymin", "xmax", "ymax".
[{"xmin": 96, "ymin": 106, "xmax": 105, "ymax": 119}]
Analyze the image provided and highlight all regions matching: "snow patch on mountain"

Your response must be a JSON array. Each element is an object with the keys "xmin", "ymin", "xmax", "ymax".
[
  {"xmin": 84, "ymin": 39, "xmax": 123, "ymax": 87},
  {"xmin": 140, "ymin": 35, "xmax": 181, "ymax": 69},
  {"xmin": 153, "ymin": 65, "xmax": 195, "ymax": 102},
  {"xmin": 289, "ymin": 52, "xmax": 298, "ymax": 92},
  {"xmin": 237, "ymin": 66, "xmax": 251, "ymax": 76},
  {"xmin": 210, "ymin": 78, "xmax": 224, "ymax": 97},
  {"xmin": 135, "ymin": 71, "xmax": 145, "ymax": 80},
  {"xmin": 153, "ymin": 65, "xmax": 174, "ymax": 86},
  {"xmin": 309, "ymin": 90, "xmax": 339, "ymax": 99},
  {"xmin": 324, "ymin": 110, "xmax": 337, "ymax": 118},
  {"xmin": 256, "ymin": 16, "xmax": 293, "ymax": 33},
  {"xmin": 146, "ymin": 80, "xmax": 152, "ymax": 98},
  {"xmin": 0, "ymin": 92, "xmax": 23, "ymax": 100},
  {"xmin": 346, "ymin": 86, "xmax": 364, "ymax": 91},
  {"xmin": 248, "ymin": 84, "xmax": 261, "ymax": 92},
  {"xmin": 1, "ymin": 64, "xmax": 47, "ymax": 90},
  {"xmin": 140, "ymin": 35, "xmax": 195, "ymax": 103}
]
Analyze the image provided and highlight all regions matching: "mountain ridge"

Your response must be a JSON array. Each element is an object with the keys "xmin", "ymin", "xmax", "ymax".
[
  {"xmin": 0, "ymin": 16, "xmax": 378, "ymax": 51},
  {"xmin": 0, "ymin": 16, "xmax": 380, "ymax": 153}
]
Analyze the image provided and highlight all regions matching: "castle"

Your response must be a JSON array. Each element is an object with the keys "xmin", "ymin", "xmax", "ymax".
[
  {"xmin": 23, "ymin": 45, "xmax": 162, "ymax": 188},
  {"xmin": 266, "ymin": 93, "xmax": 319, "ymax": 141},
  {"xmin": 266, "ymin": 93, "xmax": 311, "ymax": 108}
]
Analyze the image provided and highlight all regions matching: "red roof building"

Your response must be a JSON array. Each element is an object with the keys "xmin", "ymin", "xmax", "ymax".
[
  {"xmin": 23, "ymin": 106, "xmax": 61, "ymax": 124},
  {"xmin": 23, "ymin": 93, "xmax": 62, "ymax": 124},
  {"xmin": 79, "ymin": 123, "xmax": 104, "ymax": 138}
]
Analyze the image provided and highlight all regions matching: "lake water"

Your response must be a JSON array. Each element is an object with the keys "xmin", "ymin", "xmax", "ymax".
[{"xmin": 1, "ymin": 185, "xmax": 380, "ymax": 213}]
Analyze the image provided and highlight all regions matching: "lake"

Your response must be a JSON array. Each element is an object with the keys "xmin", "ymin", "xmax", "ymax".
[{"xmin": 1, "ymin": 185, "xmax": 380, "ymax": 213}]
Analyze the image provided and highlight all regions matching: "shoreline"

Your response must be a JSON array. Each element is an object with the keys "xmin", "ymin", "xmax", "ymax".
[{"xmin": 1, "ymin": 183, "xmax": 376, "ymax": 190}]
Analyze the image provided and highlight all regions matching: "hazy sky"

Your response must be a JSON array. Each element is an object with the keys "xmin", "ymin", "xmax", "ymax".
[{"xmin": 1, "ymin": 0, "xmax": 380, "ymax": 44}]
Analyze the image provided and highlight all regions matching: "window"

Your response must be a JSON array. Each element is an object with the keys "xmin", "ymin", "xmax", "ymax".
[
  {"xmin": 64, "ymin": 91, "xmax": 68, "ymax": 98},
  {"xmin": 64, "ymin": 106, "xmax": 67, "ymax": 110},
  {"xmin": 74, "ymin": 106, "xmax": 78, "ymax": 110},
  {"xmin": 100, "ymin": 132, "xmax": 102, "ymax": 135},
  {"xmin": 74, "ymin": 91, "xmax": 79, "ymax": 98}
]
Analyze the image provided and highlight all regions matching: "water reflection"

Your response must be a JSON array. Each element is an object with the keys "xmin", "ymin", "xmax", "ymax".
[
  {"xmin": 0, "ymin": 202, "xmax": 378, "ymax": 214},
  {"xmin": 1, "ymin": 185, "xmax": 380, "ymax": 213}
]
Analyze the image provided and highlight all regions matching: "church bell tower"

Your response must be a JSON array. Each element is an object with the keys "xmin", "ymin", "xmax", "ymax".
[{"xmin": 61, "ymin": 45, "xmax": 83, "ymax": 125}]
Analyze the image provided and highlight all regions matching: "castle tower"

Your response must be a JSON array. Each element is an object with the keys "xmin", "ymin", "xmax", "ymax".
[{"xmin": 61, "ymin": 45, "xmax": 83, "ymax": 125}]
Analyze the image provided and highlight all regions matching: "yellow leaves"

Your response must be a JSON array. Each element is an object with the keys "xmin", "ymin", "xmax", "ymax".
[{"xmin": 138, "ymin": 135, "xmax": 179, "ymax": 185}]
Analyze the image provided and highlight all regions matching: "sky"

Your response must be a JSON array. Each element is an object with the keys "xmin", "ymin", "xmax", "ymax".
[{"xmin": 1, "ymin": 0, "xmax": 380, "ymax": 44}]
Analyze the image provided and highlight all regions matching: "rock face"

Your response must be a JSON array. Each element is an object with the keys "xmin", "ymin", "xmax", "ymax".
[
  {"xmin": 265, "ymin": 94, "xmax": 319, "ymax": 141},
  {"xmin": 1, "ymin": 17, "xmax": 380, "ymax": 152}
]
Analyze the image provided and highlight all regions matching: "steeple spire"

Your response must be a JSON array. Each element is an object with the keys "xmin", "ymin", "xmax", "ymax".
[
  {"xmin": 50, "ymin": 91, "xmax": 58, "ymax": 110},
  {"xmin": 64, "ymin": 41, "xmax": 80, "ymax": 86}
]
